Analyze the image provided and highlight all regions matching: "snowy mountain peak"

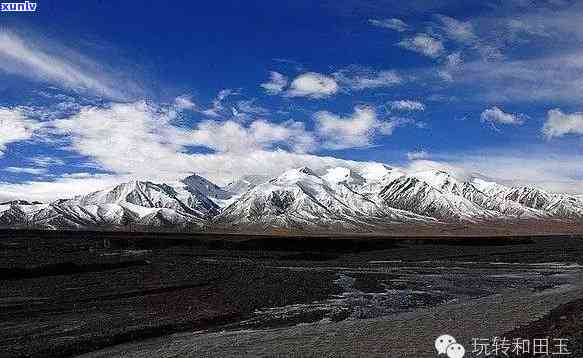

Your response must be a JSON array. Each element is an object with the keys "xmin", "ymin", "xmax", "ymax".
[
  {"xmin": 2, "ymin": 165, "xmax": 583, "ymax": 231},
  {"xmin": 413, "ymin": 169, "xmax": 462, "ymax": 192},
  {"xmin": 181, "ymin": 173, "xmax": 231, "ymax": 200},
  {"xmin": 273, "ymin": 167, "xmax": 323, "ymax": 186},
  {"xmin": 224, "ymin": 175, "xmax": 269, "ymax": 195}
]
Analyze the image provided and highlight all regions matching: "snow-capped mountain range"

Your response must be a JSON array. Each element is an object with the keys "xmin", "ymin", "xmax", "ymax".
[{"xmin": 1, "ymin": 165, "xmax": 583, "ymax": 231}]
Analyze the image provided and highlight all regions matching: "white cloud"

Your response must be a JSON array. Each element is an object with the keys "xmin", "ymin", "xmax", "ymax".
[
  {"xmin": 0, "ymin": 31, "xmax": 136, "ymax": 100},
  {"xmin": 407, "ymin": 150, "xmax": 430, "ymax": 160},
  {"xmin": 0, "ymin": 107, "xmax": 40, "ymax": 157},
  {"xmin": 451, "ymin": 49, "xmax": 583, "ymax": 103},
  {"xmin": 191, "ymin": 119, "xmax": 316, "ymax": 153},
  {"xmin": 27, "ymin": 156, "xmax": 66, "ymax": 167},
  {"xmin": 261, "ymin": 71, "xmax": 288, "ymax": 95},
  {"xmin": 404, "ymin": 159, "xmax": 471, "ymax": 181},
  {"xmin": 7, "ymin": 149, "xmax": 583, "ymax": 201},
  {"xmin": 48, "ymin": 101, "xmax": 318, "ymax": 182},
  {"xmin": 0, "ymin": 173, "xmax": 131, "ymax": 202},
  {"xmin": 480, "ymin": 106, "xmax": 527, "ymax": 125},
  {"xmin": 315, "ymin": 106, "xmax": 412, "ymax": 149},
  {"xmin": 286, "ymin": 72, "xmax": 339, "ymax": 98},
  {"xmin": 438, "ymin": 51, "xmax": 463, "ymax": 81},
  {"xmin": 235, "ymin": 100, "xmax": 270, "ymax": 116},
  {"xmin": 334, "ymin": 68, "xmax": 402, "ymax": 90},
  {"xmin": 174, "ymin": 95, "xmax": 196, "ymax": 110},
  {"xmin": 543, "ymin": 109, "xmax": 583, "ymax": 138},
  {"xmin": 200, "ymin": 89, "xmax": 238, "ymax": 117},
  {"xmin": 0, "ymin": 152, "xmax": 366, "ymax": 202},
  {"xmin": 435, "ymin": 15, "xmax": 477, "ymax": 44},
  {"xmin": 51, "ymin": 101, "xmax": 190, "ymax": 177},
  {"xmin": 503, "ymin": 4, "xmax": 583, "ymax": 43},
  {"xmin": 368, "ymin": 18, "xmax": 409, "ymax": 32},
  {"xmin": 390, "ymin": 100, "xmax": 426, "ymax": 112},
  {"xmin": 507, "ymin": 19, "xmax": 551, "ymax": 39},
  {"xmin": 3, "ymin": 167, "xmax": 47, "ymax": 175},
  {"xmin": 434, "ymin": 150, "xmax": 583, "ymax": 194},
  {"xmin": 398, "ymin": 34, "xmax": 445, "ymax": 58}
]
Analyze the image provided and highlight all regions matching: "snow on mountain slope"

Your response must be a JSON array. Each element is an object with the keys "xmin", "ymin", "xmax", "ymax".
[
  {"xmin": 212, "ymin": 175, "xmax": 271, "ymax": 208},
  {"xmin": 215, "ymin": 167, "xmax": 432, "ymax": 229},
  {"xmin": 352, "ymin": 164, "xmax": 407, "ymax": 199},
  {"xmin": 412, "ymin": 170, "xmax": 544, "ymax": 219},
  {"xmin": 331, "ymin": 166, "xmax": 495, "ymax": 222},
  {"xmin": 374, "ymin": 175, "xmax": 495, "ymax": 222},
  {"xmin": 69, "ymin": 180, "xmax": 218, "ymax": 218},
  {"xmin": 473, "ymin": 179, "xmax": 583, "ymax": 219},
  {"xmin": 2, "ymin": 166, "xmax": 583, "ymax": 231},
  {"xmin": 223, "ymin": 175, "xmax": 269, "ymax": 195},
  {"xmin": 177, "ymin": 173, "xmax": 236, "ymax": 209},
  {"xmin": 0, "ymin": 180, "xmax": 215, "ymax": 229},
  {"xmin": 182, "ymin": 174, "xmax": 230, "ymax": 200},
  {"xmin": 0, "ymin": 203, "xmax": 62, "ymax": 229}
]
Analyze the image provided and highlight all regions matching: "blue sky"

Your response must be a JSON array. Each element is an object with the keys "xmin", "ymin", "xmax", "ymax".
[{"xmin": 1, "ymin": 0, "xmax": 583, "ymax": 201}]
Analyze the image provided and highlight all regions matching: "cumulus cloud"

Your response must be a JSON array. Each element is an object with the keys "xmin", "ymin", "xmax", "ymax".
[
  {"xmin": 0, "ymin": 107, "xmax": 40, "ymax": 157},
  {"xmin": 286, "ymin": 72, "xmax": 339, "ymax": 98},
  {"xmin": 407, "ymin": 150, "xmax": 430, "ymax": 160},
  {"xmin": 0, "ymin": 31, "xmax": 138, "ymax": 100},
  {"xmin": 480, "ymin": 106, "xmax": 527, "ymax": 125},
  {"xmin": 48, "ymin": 101, "xmax": 318, "ymax": 181},
  {"xmin": 191, "ymin": 120, "xmax": 316, "ymax": 153},
  {"xmin": 261, "ymin": 71, "xmax": 288, "ymax": 95},
  {"xmin": 368, "ymin": 18, "xmax": 409, "ymax": 32},
  {"xmin": 315, "ymin": 106, "xmax": 412, "ymax": 149},
  {"xmin": 51, "ymin": 101, "xmax": 191, "ymax": 176},
  {"xmin": 543, "ymin": 109, "xmax": 583, "ymax": 138},
  {"xmin": 390, "ymin": 100, "xmax": 425, "ymax": 112},
  {"xmin": 334, "ymin": 68, "xmax": 402, "ymax": 90},
  {"xmin": 398, "ymin": 34, "xmax": 445, "ymax": 58}
]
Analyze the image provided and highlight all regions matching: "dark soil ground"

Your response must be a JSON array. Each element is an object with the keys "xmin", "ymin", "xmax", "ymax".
[
  {"xmin": 504, "ymin": 297, "xmax": 583, "ymax": 357},
  {"xmin": 1, "ymin": 229, "xmax": 583, "ymax": 358}
]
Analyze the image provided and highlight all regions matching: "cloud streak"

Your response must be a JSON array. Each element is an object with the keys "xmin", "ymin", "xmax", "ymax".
[
  {"xmin": 0, "ymin": 31, "xmax": 138, "ymax": 100},
  {"xmin": 369, "ymin": 18, "xmax": 409, "ymax": 32},
  {"xmin": 334, "ymin": 68, "xmax": 402, "ymax": 90}
]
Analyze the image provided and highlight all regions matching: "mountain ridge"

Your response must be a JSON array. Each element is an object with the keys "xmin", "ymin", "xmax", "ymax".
[{"xmin": 1, "ymin": 166, "xmax": 582, "ymax": 231}]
